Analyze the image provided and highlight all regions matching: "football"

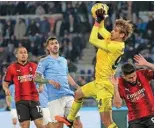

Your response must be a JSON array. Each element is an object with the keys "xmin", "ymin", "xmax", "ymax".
[{"xmin": 91, "ymin": 3, "xmax": 109, "ymax": 19}]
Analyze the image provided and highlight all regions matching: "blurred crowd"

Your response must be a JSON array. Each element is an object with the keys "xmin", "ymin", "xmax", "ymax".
[{"xmin": 0, "ymin": 1, "xmax": 154, "ymax": 101}]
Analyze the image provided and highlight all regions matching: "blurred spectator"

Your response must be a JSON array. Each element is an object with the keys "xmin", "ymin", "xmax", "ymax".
[
  {"xmin": 67, "ymin": 59, "xmax": 77, "ymax": 73},
  {"xmin": 35, "ymin": 5, "xmax": 45, "ymax": 15},
  {"xmin": 39, "ymin": 17, "xmax": 50, "ymax": 36},
  {"xmin": 146, "ymin": 15, "xmax": 154, "ymax": 34},
  {"xmin": 3, "ymin": 19, "xmax": 14, "ymax": 38},
  {"xmin": 15, "ymin": 1, "xmax": 27, "ymax": 15},
  {"xmin": 14, "ymin": 18, "xmax": 26, "ymax": 40}
]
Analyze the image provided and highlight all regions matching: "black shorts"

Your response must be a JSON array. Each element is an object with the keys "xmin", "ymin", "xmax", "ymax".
[
  {"xmin": 128, "ymin": 115, "xmax": 154, "ymax": 128},
  {"xmin": 16, "ymin": 100, "xmax": 43, "ymax": 122}
]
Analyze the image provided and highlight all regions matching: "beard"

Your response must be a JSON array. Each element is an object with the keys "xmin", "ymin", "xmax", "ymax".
[
  {"xmin": 128, "ymin": 80, "xmax": 137, "ymax": 86},
  {"xmin": 51, "ymin": 48, "xmax": 59, "ymax": 54}
]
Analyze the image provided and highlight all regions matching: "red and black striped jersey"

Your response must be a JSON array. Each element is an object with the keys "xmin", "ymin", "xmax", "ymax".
[
  {"xmin": 4, "ymin": 62, "xmax": 39, "ymax": 102},
  {"xmin": 119, "ymin": 69, "xmax": 154, "ymax": 121}
]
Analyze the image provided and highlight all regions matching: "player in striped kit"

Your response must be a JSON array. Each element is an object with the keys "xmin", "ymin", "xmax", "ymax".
[{"xmin": 111, "ymin": 54, "xmax": 154, "ymax": 128}]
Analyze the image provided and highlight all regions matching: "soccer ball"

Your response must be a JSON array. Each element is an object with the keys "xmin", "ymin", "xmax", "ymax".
[{"xmin": 91, "ymin": 3, "xmax": 109, "ymax": 19}]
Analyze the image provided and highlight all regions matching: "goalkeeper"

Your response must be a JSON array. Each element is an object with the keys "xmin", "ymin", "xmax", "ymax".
[{"xmin": 56, "ymin": 4, "xmax": 133, "ymax": 128}]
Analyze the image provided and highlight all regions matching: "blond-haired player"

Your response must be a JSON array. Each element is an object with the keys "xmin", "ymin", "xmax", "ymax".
[{"xmin": 56, "ymin": 4, "xmax": 133, "ymax": 128}]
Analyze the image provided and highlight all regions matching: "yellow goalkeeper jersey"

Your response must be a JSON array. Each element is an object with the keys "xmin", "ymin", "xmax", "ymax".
[{"xmin": 89, "ymin": 22, "xmax": 125, "ymax": 81}]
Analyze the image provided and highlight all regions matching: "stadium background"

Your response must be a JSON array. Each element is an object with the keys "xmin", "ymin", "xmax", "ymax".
[{"xmin": 0, "ymin": 1, "xmax": 153, "ymax": 128}]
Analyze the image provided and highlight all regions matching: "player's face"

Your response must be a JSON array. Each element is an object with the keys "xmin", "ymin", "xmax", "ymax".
[
  {"xmin": 16, "ymin": 48, "xmax": 28, "ymax": 63},
  {"xmin": 123, "ymin": 72, "xmax": 137, "ymax": 84},
  {"xmin": 47, "ymin": 39, "xmax": 59, "ymax": 54},
  {"xmin": 111, "ymin": 26, "xmax": 124, "ymax": 41}
]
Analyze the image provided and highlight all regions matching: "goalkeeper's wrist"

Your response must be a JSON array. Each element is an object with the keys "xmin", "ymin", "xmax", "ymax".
[
  {"xmin": 94, "ymin": 21, "xmax": 100, "ymax": 27},
  {"xmin": 95, "ymin": 17, "xmax": 103, "ymax": 24}
]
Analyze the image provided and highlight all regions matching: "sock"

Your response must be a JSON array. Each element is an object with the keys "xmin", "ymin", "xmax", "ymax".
[
  {"xmin": 108, "ymin": 123, "xmax": 118, "ymax": 128},
  {"xmin": 67, "ymin": 100, "xmax": 83, "ymax": 122}
]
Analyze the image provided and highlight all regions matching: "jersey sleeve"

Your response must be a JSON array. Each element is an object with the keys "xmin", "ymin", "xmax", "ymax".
[
  {"xmin": 4, "ymin": 65, "xmax": 13, "ymax": 82},
  {"xmin": 89, "ymin": 25, "xmax": 124, "ymax": 53},
  {"xmin": 36, "ymin": 60, "xmax": 46, "ymax": 76},
  {"xmin": 98, "ymin": 21, "xmax": 111, "ymax": 39},
  {"xmin": 140, "ymin": 69, "xmax": 154, "ymax": 81}
]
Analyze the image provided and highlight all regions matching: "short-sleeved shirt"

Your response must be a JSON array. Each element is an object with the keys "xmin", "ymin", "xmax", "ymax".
[
  {"xmin": 36, "ymin": 55, "xmax": 73, "ymax": 101},
  {"xmin": 119, "ymin": 69, "xmax": 154, "ymax": 121},
  {"xmin": 4, "ymin": 62, "xmax": 39, "ymax": 102}
]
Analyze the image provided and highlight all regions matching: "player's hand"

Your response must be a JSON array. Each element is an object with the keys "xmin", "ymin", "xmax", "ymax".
[
  {"xmin": 48, "ymin": 80, "xmax": 60, "ymax": 89},
  {"xmin": 95, "ymin": 8, "xmax": 105, "ymax": 23},
  {"xmin": 4, "ymin": 88, "xmax": 11, "ymax": 96},
  {"xmin": 134, "ymin": 54, "xmax": 148, "ymax": 67},
  {"xmin": 38, "ymin": 85, "xmax": 44, "ymax": 93},
  {"xmin": 110, "ymin": 76, "xmax": 119, "ymax": 88}
]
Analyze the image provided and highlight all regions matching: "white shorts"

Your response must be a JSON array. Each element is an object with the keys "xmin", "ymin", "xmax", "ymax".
[
  {"xmin": 42, "ymin": 107, "xmax": 52, "ymax": 125},
  {"xmin": 48, "ymin": 96, "xmax": 80, "ymax": 123},
  {"xmin": 10, "ymin": 109, "xmax": 17, "ymax": 119}
]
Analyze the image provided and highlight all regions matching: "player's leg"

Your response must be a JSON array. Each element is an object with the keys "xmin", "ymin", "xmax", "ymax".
[
  {"xmin": 16, "ymin": 101, "xmax": 31, "ymax": 128},
  {"xmin": 41, "ymin": 107, "xmax": 52, "ymax": 128},
  {"xmin": 48, "ymin": 98, "xmax": 65, "ymax": 128},
  {"xmin": 96, "ymin": 82, "xmax": 118, "ymax": 128},
  {"xmin": 66, "ymin": 88, "xmax": 85, "ymax": 122},
  {"xmin": 30, "ymin": 101, "xmax": 43, "ymax": 128},
  {"xmin": 67, "ymin": 81, "xmax": 97, "ymax": 122},
  {"xmin": 10, "ymin": 109, "xmax": 18, "ymax": 127},
  {"xmin": 64, "ymin": 96, "xmax": 83, "ymax": 128},
  {"xmin": 55, "ymin": 81, "xmax": 96, "ymax": 127}
]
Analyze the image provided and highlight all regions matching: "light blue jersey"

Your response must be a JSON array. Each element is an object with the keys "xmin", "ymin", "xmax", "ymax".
[
  {"xmin": 37, "ymin": 84, "xmax": 48, "ymax": 108},
  {"xmin": 36, "ymin": 55, "xmax": 74, "ymax": 101},
  {"xmin": 9, "ymin": 84, "xmax": 16, "ymax": 109}
]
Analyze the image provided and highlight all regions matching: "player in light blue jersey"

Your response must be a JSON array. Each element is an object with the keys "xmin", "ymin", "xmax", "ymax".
[
  {"xmin": 34, "ymin": 37, "xmax": 83, "ymax": 128},
  {"xmin": 9, "ymin": 84, "xmax": 18, "ymax": 128},
  {"xmin": 37, "ymin": 83, "xmax": 52, "ymax": 128}
]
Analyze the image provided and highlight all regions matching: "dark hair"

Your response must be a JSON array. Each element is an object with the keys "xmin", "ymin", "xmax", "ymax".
[
  {"xmin": 45, "ymin": 36, "xmax": 57, "ymax": 47},
  {"xmin": 121, "ymin": 63, "xmax": 136, "ymax": 75}
]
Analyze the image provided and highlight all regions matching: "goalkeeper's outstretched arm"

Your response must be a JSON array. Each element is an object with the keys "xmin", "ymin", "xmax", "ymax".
[
  {"xmin": 98, "ymin": 21, "xmax": 111, "ymax": 39},
  {"xmin": 89, "ymin": 22, "xmax": 120, "ymax": 53}
]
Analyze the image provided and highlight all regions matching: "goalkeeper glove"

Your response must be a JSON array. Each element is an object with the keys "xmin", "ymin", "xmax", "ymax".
[{"xmin": 95, "ymin": 8, "xmax": 105, "ymax": 23}]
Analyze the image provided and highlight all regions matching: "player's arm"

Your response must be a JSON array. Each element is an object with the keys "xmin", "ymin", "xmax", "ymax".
[
  {"xmin": 89, "ymin": 23, "xmax": 122, "ymax": 52},
  {"xmin": 110, "ymin": 76, "xmax": 122, "ymax": 108},
  {"xmin": 3, "ymin": 81, "xmax": 11, "ymax": 96},
  {"xmin": 5, "ymin": 95, "xmax": 11, "ymax": 107},
  {"xmin": 34, "ymin": 72, "xmax": 49, "ymax": 84},
  {"xmin": 37, "ymin": 84, "xmax": 44, "ymax": 93},
  {"xmin": 3, "ymin": 66, "xmax": 12, "ymax": 96},
  {"xmin": 98, "ymin": 21, "xmax": 111, "ymax": 39},
  {"xmin": 68, "ymin": 74, "xmax": 80, "ymax": 90},
  {"xmin": 34, "ymin": 72, "xmax": 60, "ymax": 89},
  {"xmin": 134, "ymin": 54, "xmax": 154, "ymax": 70}
]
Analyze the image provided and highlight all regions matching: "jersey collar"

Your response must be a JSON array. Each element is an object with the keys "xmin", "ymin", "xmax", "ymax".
[{"xmin": 16, "ymin": 61, "xmax": 29, "ymax": 66}]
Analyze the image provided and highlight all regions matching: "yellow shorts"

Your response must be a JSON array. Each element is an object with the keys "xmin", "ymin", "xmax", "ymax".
[{"xmin": 81, "ymin": 80, "xmax": 114, "ymax": 112}]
